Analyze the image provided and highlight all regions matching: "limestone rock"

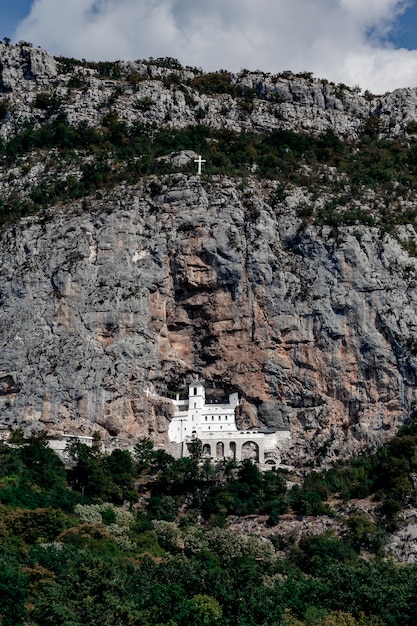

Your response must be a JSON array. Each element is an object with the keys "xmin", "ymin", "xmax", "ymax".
[
  {"xmin": 159, "ymin": 150, "xmax": 199, "ymax": 168},
  {"xmin": 0, "ymin": 175, "xmax": 417, "ymax": 467},
  {"xmin": 386, "ymin": 509, "xmax": 417, "ymax": 563},
  {"xmin": 1, "ymin": 45, "xmax": 417, "ymax": 466},
  {"xmin": 235, "ymin": 399, "xmax": 259, "ymax": 430},
  {"xmin": 1, "ymin": 43, "xmax": 417, "ymax": 143},
  {"xmin": 0, "ymin": 42, "xmax": 56, "ymax": 92},
  {"xmin": 258, "ymin": 401, "xmax": 291, "ymax": 431}
]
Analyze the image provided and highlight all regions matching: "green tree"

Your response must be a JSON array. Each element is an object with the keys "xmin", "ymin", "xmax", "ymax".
[
  {"xmin": 0, "ymin": 558, "xmax": 28, "ymax": 626},
  {"xmin": 6, "ymin": 506, "xmax": 74, "ymax": 543},
  {"xmin": 66, "ymin": 440, "xmax": 116, "ymax": 501},
  {"xmin": 103, "ymin": 448, "xmax": 137, "ymax": 502},
  {"xmin": 134, "ymin": 437, "xmax": 157, "ymax": 473},
  {"xmin": 20, "ymin": 432, "xmax": 67, "ymax": 491},
  {"xmin": 186, "ymin": 593, "xmax": 223, "ymax": 625},
  {"xmin": 187, "ymin": 438, "xmax": 203, "ymax": 463},
  {"xmin": 0, "ymin": 433, "xmax": 77, "ymax": 510},
  {"xmin": 345, "ymin": 511, "xmax": 384, "ymax": 553}
]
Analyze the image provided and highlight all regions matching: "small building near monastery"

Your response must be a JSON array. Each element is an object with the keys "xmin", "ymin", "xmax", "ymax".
[{"xmin": 168, "ymin": 379, "xmax": 290, "ymax": 468}]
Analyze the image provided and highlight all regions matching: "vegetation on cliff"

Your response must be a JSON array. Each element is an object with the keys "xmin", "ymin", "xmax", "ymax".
[
  {"xmin": 1, "ymin": 418, "xmax": 417, "ymax": 625},
  {"xmin": 2, "ymin": 112, "xmax": 417, "ymax": 236}
]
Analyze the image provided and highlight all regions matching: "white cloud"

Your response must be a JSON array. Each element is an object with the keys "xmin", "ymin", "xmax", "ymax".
[
  {"xmin": 339, "ymin": 0, "xmax": 404, "ymax": 21},
  {"xmin": 14, "ymin": 0, "xmax": 417, "ymax": 92}
]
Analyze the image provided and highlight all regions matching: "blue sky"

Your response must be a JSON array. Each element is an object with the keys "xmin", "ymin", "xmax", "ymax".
[
  {"xmin": 0, "ymin": 0, "xmax": 30, "ymax": 40},
  {"xmin": 390, "ymin": 1, "xmax": 417, "ymax": 49},
  {"xmin": 2, "ymin": 1, "xmax": 417, "ymax": 92}
]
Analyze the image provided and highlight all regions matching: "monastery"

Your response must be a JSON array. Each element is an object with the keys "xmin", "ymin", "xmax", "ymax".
[
  {"xmin": 167, "ymin": 379, "xmax": 291, "ymax": 468},
  {"xmin": 40, "ymin": 379, "xmax": 291, "ymax": 469}
]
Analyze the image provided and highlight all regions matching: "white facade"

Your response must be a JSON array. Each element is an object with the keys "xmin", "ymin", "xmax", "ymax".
[
  {"xmin": 168, "ymin": 380, "xmax": 239, "ymax": 443},
  {"xmin": 168, "ymin": 379, "xmax": 290, "ymax": 467}
]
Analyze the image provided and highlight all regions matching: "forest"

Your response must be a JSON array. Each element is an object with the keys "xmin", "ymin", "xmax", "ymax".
[{"xmin": 2, "ymin": 417, "xmax": 417, "ymax": 625}]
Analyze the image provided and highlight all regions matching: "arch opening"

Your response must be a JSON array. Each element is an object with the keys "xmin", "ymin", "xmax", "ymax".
[
  {"xmin": 216, "ymin": 441, "xmax": 224, "ymax": 458},
  {"xmin": 241, "ymin": 441, "xmax": 260, "ymax": 462}
]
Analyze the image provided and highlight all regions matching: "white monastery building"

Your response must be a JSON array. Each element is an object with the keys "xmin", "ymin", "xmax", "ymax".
[
  {"xmin": 41, "ymin": 379, "xmax": 290, "ymax": 468},
  {"xmin": 168, "ymin": 379, "xmax": 290, "ymax": 468}
]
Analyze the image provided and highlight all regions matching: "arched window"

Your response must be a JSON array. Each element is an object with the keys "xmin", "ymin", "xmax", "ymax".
[
  {"xmin": 216, "ymin": 442, "xmax": 224, "ymax": 458},
  {"xmin": 241, "ymin": 441, "xmax": 260, "ymax": 462},
  {"xmin": 265, "ymin": 459, "xmax": 277, "ymax": 467},
  {"xmin": 229, "ymin": 441, "xmax": 236, "ymax": 459}
]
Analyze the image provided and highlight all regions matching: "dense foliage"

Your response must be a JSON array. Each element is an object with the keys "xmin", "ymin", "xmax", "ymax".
[{"xmin": 1, "ymin": 424, "xmax": 417, "ymax": 625}]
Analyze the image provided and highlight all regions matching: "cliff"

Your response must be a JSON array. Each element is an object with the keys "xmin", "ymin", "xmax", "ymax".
[
  {"xmin": 2, "ymin": 41, "xmax": 417, "ymax": 142},
  {"xmin": 1, "ymin": 43, "xmax": 417, "ymax": 467},
  {"xmin": 1, "ymin": 173, "xmax": 417, "ymax": 466}
]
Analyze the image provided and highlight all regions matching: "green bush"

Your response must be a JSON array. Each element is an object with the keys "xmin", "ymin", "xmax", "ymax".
[
  {"xmin": 5, "ymin": 507, "xmax": 74, "ymax": 543},
  {"xmin": 0, "ymin": 558, "xmax": 28, "ymax": 626},
  {"xmin": 33, "ymin": 91, "xmax": 61, "ymax": 112},
  {"xmin": 292, "ymin": 531, "xmax": 357, "ymax": 575}
]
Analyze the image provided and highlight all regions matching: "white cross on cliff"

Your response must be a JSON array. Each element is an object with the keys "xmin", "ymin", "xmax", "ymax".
[{"xmin": 194, "ymin": 155, "xmax": 206, "ymax": 175}]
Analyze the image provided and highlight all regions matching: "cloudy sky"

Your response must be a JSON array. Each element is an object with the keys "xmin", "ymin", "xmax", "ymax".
[{"xmin": 1, "ymin": 0, "xmax": 417, "ymax": 93}]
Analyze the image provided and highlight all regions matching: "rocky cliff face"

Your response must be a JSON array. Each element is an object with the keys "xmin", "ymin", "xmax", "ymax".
[
  {"xmin": 1, "ymin": 173, "xmax": 417, "ymax": 466},
  {"xmin": 1, "ymin": 44, "xmax": 417, "ymax": 467},
  {"xmin": 1, "ymin": 41, "xmax": 417, "ymax": 143},
  {"xmin": 0, "ymin": 42, "xmax": 57, "ymax": 92}
]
